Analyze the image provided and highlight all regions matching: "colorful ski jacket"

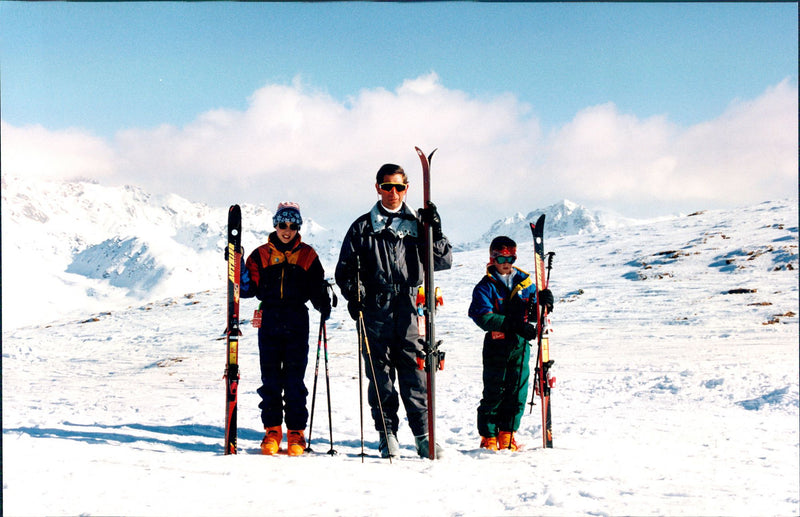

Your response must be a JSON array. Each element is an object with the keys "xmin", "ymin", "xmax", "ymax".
[
  {"xmin": 242, "ymin": 233, "xmax": 329, "ymax": 314},
  {"xmin": 468, "ymin": 265, "xmax": 536, "ymax": 342}
]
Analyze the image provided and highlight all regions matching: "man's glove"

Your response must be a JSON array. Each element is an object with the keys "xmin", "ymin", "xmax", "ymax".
[
  {"xmin": 347, "ymin": 282, "xmax": 366, "ymax": 304},
  {"xmin": 417, "ymin": 201, "xmax": 443, "ymax": 241},
  {"xmin": 347, "ymin": 299, "xmax": 364, "ymax": 321},
  {"xmin": 539, "ymin": 288, "xmax": 554, "ymax": 313},
  {"xmin": 501, "ymin": 316, "xmax": 538, "ymax": 341}
]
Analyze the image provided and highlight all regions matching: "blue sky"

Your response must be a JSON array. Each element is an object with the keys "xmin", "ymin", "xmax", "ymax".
[{"xmin": 1, "ymin": 2, "xmax": 797, "ymax": 241}]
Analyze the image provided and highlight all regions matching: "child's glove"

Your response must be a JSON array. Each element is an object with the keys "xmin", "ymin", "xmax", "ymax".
[
  {"xmin": 319, "ymin": 303, "xmax": 331, "ymax": 321},
  {"xmin": 502, "ymin": 317, "xmax": 538, "ymax": 341},
  {"xmin": 539, "ymin": 288, "xmax": 554, "ymax": 313}
]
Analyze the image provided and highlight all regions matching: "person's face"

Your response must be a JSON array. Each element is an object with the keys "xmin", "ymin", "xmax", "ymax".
[
  {"xmin": 375, "ymin": 173, "xmax": 408, "ymax": 211},
  {"xmin": 275, "ymin": 222, "xmax": 299, "ymax": 244}
]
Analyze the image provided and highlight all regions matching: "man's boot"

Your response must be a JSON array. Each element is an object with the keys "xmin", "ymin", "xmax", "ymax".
[
  {"xmin": 378, "ymin": 431, "xmax": 400, "ymax": 458},
  {"xmin": 414, "ymin": 434, "xmax": 444, "ymax": 459}
]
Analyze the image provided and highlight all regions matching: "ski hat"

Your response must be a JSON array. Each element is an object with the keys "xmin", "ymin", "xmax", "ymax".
[
  {"xmin": 273, "ymin": 202, "xmax": 303, "ymax": 228},
  {"xmin": 489, "ymin": 236, "xmax": 516, "ymax": 259}
]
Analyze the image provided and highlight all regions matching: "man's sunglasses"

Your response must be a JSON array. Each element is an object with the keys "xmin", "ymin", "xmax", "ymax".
[
  {"xmin": 379, "ymin": 182, "xmax": 408, "ymax": 193},
  {"xmin": 494, "ymin": 255, "xmax": 516, "ymax": 264},
  {"xmin": 278, "ymin": 222, "xmax": 300, "ymax": 231}
]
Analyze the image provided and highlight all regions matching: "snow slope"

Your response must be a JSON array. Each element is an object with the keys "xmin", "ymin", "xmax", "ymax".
[{"xmin": 2, "ymin": 187, "xmax": 798, "ymax": 516}]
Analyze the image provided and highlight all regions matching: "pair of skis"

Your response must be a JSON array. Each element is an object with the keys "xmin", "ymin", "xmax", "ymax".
[
  {"xmin": 415, "ymin": 146, "xmax": 443, "ymax": 460},
  {"xmin": 529, "ymin": 214, "xmax": 555, "ymax": 449},
  {"xmin": 224, "ymin": 205, "xmax": 242, "ymax": 455}
]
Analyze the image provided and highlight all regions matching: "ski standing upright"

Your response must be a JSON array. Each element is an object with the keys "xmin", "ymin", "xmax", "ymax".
[
  {"xmin": 224, "ymin": 204, "xmax": 242, "ymax": 455},
  {"xmin": 529, "ymin": 214, "xmax": 555, "ymax": 448},
  {"xmin": 415, "ymin": 146, "xmax": 442, "ymax": 459}
]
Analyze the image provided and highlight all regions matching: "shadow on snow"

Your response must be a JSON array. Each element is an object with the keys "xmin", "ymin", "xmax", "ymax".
[{"xmin": 4, "ymin": 422, "xmax": 263, "ymax": 454}]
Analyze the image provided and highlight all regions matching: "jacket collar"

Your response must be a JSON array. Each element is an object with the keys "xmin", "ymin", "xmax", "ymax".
[{"xmin": 369, "ymin": 202, "xmax": 419, "ymax": 238}]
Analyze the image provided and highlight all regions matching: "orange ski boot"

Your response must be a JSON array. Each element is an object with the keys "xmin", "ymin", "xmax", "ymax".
[
  {"xmin": 480, "ymin": 436, "xmax": 498, "ymax": 451},
  {"xmin": 260, "ymin": 426, "xmax": 282, "ymax": 455},
  {"xmin": 497, "ymin": 431, "xmax": 518, "ymax": 451},
  {"xmin": 286, "ymin": 429, "xmax": 306, "ymax": 456}
]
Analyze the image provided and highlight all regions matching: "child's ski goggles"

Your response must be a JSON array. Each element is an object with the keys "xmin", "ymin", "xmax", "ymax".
[{"xmin": 494, "ymin": 255, "xmax": 517, "ymax": 264}]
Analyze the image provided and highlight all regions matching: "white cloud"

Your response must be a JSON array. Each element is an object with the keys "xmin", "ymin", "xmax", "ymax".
[
  {"xmin": 1, "ymin": 121, "xmax": 116, "ymax": 181},
  {"xmin": 542, "ymin": 78, "xmax": 798, "ymax": 212},
  {"xmin": 2, "ymin": 75, "xmax": 796, "ymax": 240}
]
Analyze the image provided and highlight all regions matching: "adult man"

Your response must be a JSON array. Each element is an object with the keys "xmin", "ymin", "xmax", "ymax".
[{"xmin": 335, "ymin": 163, "xmax": 452, "ymax": 458}]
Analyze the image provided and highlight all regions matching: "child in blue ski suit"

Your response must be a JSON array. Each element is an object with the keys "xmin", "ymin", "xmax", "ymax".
[{"xmin": 468, "ymin": 236, "xmax": 553, "ymax": 451}]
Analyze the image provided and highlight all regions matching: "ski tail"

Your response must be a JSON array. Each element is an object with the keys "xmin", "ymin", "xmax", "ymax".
[
  {"xmin": 530, "ymin": 214, "xmax": 554, "ymax": 448},
  {"xmin": 225, "ymin": 204, "xmax": 242, "ymax": 455},
  {"xmin": 415, "ymin": 146, "xmax": 439, "ymax": 459}
]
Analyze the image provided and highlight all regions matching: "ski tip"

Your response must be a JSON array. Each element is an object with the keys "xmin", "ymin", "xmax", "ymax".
[{"xmin": 414, "ymin": 146, "xmax": 438, "ymax": 162}]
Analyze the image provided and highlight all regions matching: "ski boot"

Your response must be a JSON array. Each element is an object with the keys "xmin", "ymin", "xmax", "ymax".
[
  {"xmin": 497, "ymin": 431, "xmax": 519, "ymax": 451},
  {"xmin": 261, "ymin": 426, "xmax": 282, "ymax": 455},
  {"xmin": 378, "ymin": 431, "xmax": 400, "ymax": 458},
  {"xmin": 287, "ymin": 430, "xmax": 306, "ymax": 456}
]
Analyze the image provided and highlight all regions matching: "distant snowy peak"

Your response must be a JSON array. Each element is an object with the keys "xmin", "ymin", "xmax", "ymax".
[{"xmin": 467, "ymin": 200, "xmax": 635, "ymax": 250}]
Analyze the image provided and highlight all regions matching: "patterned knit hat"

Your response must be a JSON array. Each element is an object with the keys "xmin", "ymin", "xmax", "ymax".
[{"xmin": 273, "ymin": 202, "xmax": 303, "ymax": 228}]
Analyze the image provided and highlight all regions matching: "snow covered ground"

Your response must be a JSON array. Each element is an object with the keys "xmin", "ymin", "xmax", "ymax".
[{"xmin": 2, "ymin": 188, "xmax": 798, "ymax": 516}]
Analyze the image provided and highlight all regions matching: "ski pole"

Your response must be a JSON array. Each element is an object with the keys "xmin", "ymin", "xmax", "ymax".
[
  {"xmin": 354, "ymin": 261, "xmax": 367, "ymax": 462},
  {"xmin": 322, "ymin": 281, "xmax": 338, "ymax": 456},
  {"xmin": 321, "ymin": 321, "xmax": 337, "ymax": 455},
  {"xmin": 357, "ymin": 316, "xmax": 365, "ymax": 461},
  {"xmin": 357, "ymin": 312, "xmax": 393, "ymax": 464},
  {"xmin": 354, "ymin": 256, "xmax": 393, "ymax": 463},
  {"xmin": 305, "ymin": 318, "xmax": 324, "ymax": 452}
]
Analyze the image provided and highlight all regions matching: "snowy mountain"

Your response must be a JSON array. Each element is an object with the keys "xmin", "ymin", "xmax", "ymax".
[
  {"xmin": 2, "ymin": 187, "xmax": 797, "ymax": 516},
  {"xmin": 1, "ymin": 175, "xmax": 341, "ymax": 329},
  {"xmin": 460, "ymin": 199, "xmax": 642, "ymax": 251},
  {"xmin": 1, "ymin": 176, "xmax": 628, "ymax": 329}
]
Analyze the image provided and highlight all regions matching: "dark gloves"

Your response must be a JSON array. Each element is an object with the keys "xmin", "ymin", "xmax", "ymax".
[
  {"xmin": 417, "ymin": 201, "xmax": 443, "ymax": 241},
  {"xmin": 342, "ymin": 278, "xmax": 366, "ymax": 321},
  {"xmin": 501, "ymin": 316, "xmax": 538, "ymax": 341},
  {"xmin": 319, "ymin": 303, "xmax": 331, "ymax": 321},
  {"xmin": 223, "ymin": 246, "xmax": 245, "ymax": 261},
  {"xmin": 347, "ymin": 299, "xmax": 363, "ymax": 321},
  {"xmin": 348, "ymin": 282, "xmax": 366, "ymax": 305},
  {"xmin": 223, "ymin": 247, "xmax": 249, "ymax": 285},
  {"xmin": 539, "ymin": 288, "xmax": 554, "ymax": 313}
]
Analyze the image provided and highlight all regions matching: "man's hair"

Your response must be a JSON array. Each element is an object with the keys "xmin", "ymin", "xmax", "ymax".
[
  {"xmin": 490, "ymin": 236, "xmax": 517, "ymax": 252},
  {"xmin": 376, "ymin": 163, "xmax": 407, "ymax": 184}
]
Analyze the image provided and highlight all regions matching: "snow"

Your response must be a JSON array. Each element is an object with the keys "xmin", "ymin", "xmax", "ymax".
[{"xmin": 2, "ymin": 177, "xmax": 798, "ymax": 516}]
